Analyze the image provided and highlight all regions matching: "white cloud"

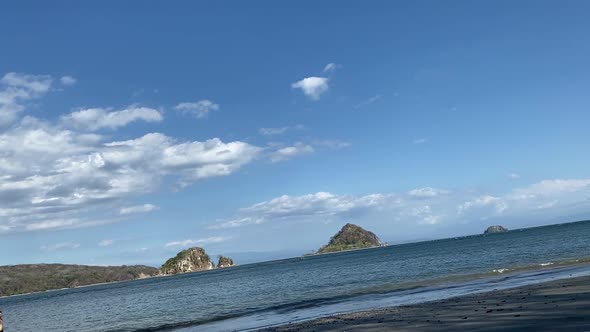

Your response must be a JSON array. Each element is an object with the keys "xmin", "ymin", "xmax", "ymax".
[
  {"xmin": 323, "ymin": 63, "xmax": 340, "ymax": 73},
  {"xmin": 1, "ymin": 72, "xmax": 52, "ymax": 93},
  {"xmin": 259, "ymin": 125, "xmax": 305, "ymax": 136},
  {"xmin": 60, "ymin": 76, "xmax": 77, "ymax": 86},
  {"xmin": 211, "ymin": 178, "xmax": 590, "ymax": 231},
  {"xmin": 457, "ymin": 179, "xmax": 590, "ymax": 219},
  {"xmin": 314, "ymin": 139, "xmax": 351, "ymax": 149},
  {"xmin": 0, "ymin": 119, "xmax": 261, "ymax": 233},
  {"xmin": 270, "ymin": 143, "xmax": 314, "ymax": 162},
  {"xmin": 508, "ymin": 173, "xmax": 521, "ymax": 179},
  {"xmin": 175, "ymin": 100, "xmax": 219, "ymax": 119},
  {"xmin": 211, "ymin": 192, "xmax": 392, "ymax": 229},
  {"xmin": 457, "ymin": 195, "xmax": 506, "ymax": 215},
  {"xmin": 41, "ymin": 242, "xmax": 80, "ymax": 251},
  {"xmin": 407, "ymin": 205, "xmax": 442, "ymax": 225},
  {"xmin": 120, "ymin": 204, "xmax": 158, "ymax": 215},
  {"xmin": 259, "ymin": 127, "xmax": 289, "ymax": 135},
  {"xmin": 209, "ymin": 217, "xmax": 264, "ymax": 229},
  {"xmin": 98, "ymin": 239, "xmax": 114, "ymax": 247},
  {"xmin": 355, "ymin": 95, "xmax": 381, "ymax": 108},
  {"xmin": 292, "ymin": 77, "xmax": 329, "ymax": 100},
  {"xmin": 164, "ymin": 236, "xmax": 228, "ymax": 248},
  {"xmin": 61, "ymin": 106, "xmax": 163, "ymax": 131},
  {"xmin": 26, "ymin": 219, "xmax": 80, "ymax": 231},
  {"xmin": 408, "ymin": 187, "xmax": 450, "ymax": 198},
  {"xmin": 0, "ymin": 72, "xmax": 53, "ymax": 126},
  {"xmin": 511, "ymin": 179, "xmax": 590, "ymax": 198},
  {"xmin": 413, "ymin": 138, "xmax": 428, "ymax": 144}
]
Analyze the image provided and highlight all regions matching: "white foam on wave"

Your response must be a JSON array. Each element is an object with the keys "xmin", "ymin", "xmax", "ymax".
[
  {"xmin": 539, "ymin": 262, "xmax": 554, "ymax": 266},
  {"xmin": 492, "ymin": 268, "xmax": 509, "ymax": 273}
]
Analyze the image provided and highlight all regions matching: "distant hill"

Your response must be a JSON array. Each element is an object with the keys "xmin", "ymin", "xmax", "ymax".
[
  {"xmin": 0, "ymin": 264, "xmax": 158, "ymax": 297},
  {"xmin": 317, "ymin": 223, "xmax": 382, "ymax": 254}
]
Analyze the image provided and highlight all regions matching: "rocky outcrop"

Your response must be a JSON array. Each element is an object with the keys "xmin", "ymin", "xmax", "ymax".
[
  {"xmin": 317, "ymin": 223, "xmax": 382, "ymax": 254},
  {"xmin": 160, "ymin": 247, "xmax": 215, "ymax": 275},
  {"xmin": 484, "ymin": 225, "xmax": 508, "ymax": 234},
  {"xmin": 217, "ymin": 256, "xmax": 235, "ymax": 268},
  {"xmin": 160, "ymin": 247, "xmax": 236, "ymax": 275}
]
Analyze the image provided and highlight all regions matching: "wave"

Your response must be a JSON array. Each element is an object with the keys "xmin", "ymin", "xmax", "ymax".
[{"xmin": 492, "ymin": 268, "xmax": 510, "ymax": 273}]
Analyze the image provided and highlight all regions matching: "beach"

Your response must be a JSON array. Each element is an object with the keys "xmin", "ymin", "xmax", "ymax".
[{"xmin": 258, "ymin": 274, "xmax": 590, "ymax": 331}]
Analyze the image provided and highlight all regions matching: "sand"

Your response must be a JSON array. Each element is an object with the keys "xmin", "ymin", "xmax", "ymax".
[{"xmin": 257, "ymin": 275, "xmax": 590, "ymax": 331}]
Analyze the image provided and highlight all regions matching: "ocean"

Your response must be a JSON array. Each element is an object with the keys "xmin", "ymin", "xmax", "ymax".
[{"xmin": 1, "ymin": 220, "xmax": 589, "ymax": 332}]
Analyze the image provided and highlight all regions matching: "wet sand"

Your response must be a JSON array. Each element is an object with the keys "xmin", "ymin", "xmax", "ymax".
[{"xmin": 258, "ymin": 275, "xmax": 590, "ymax": 331}]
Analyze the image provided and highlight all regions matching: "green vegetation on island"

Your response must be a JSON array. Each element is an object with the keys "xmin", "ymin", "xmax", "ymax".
[
  {"xmin": 160, "ymin": 247, "xmax": 235, "ymax": 275},
  {"xmin": 317, "ymin": 223, "xmax": 382, "ymax": 254}
]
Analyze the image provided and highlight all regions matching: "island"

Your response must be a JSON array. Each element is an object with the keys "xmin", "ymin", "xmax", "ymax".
[
  {"xmin": 484, "ymin": 225, "xmax": 509, "ymax": 234},
  {"xmin": 316, "ymin": 223, "xmax": 382, "ymax": 254},
  {"xmin": 159, "ymin": 247, "xmax": 235, "ymax": 275}
]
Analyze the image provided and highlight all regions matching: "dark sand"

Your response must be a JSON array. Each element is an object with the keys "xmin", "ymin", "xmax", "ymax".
[{"xmin": 258, "ymin": 275, "xmax": 590, "ymax": 332}]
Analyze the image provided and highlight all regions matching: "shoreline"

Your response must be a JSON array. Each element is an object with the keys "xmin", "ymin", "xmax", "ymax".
[{"xmin": 257, "ymin": 273, "xmax": 590, "ymax": 331}]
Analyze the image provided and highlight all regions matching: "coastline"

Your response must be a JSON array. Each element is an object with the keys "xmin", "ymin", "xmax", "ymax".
[{"xmin": 257, "ymin": 273, "xmax": 590, "ymax": 332}]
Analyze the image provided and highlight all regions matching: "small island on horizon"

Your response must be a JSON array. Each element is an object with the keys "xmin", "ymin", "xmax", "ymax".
[
  {"xmin": 315, "ymin": 223, "xmax": 383, "ymax": 254},
  {"xmin": 484, "ymin": 225, "xmax": 509, "ymax": 234}
]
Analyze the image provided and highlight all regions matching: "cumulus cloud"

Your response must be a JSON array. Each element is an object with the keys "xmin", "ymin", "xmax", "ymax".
[
  {"xmin": 210, "ymin": 179, "xmax": 590, "ymax": 230},
  {"xmin": 0, "ymin": 119, "xmax": 261, "ymax": 233},
  {"xmin": 292, "ymin": 77, "xmax": 329, "ymax": 100},
  {"xmin": 60, "ymin": 76, "xmax": 77, "ymax": 86},
  {"xmin": 211, "ymin": 192, "xmax": 392, "ymax": 229},
  {"xmin": 41, "ymin": 242, "xmax": 80, "ymax": 251},
  {"xmin": 457, "ymin": 179, "xmax": 590, "ymax": 220},
  {"xmin": 120, "ymin": 204, "xmax": 158, "ymax": 215},
  {"xmin": 175, "ymin": 100, "xmax": 219, "ymax": 119},
  {"xmin": 1, "ymin": 72, "xmax": 52, "ymax": 93},
  {"xmin": 61, "ymin": 106, "xmax": 163, "ymax": 131},
  {"xmin": 164, "ymin": 236, "xmax": 228, "ymax": 248},
  {"xmin": 270, "ymin": 142, "xmax": 314, "ymax": 162},
  {"xmin": 0, "ymin": 72, "xmax": 53, "ymax": 126},
  {"xmin": 457, "ymin": 195, "xmax": 506, "ymax": 215}
]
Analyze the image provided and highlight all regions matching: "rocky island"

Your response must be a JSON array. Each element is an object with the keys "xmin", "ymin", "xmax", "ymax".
[
  {"xmin": 484, "ymin": 225, "xmax": 509, "ymax": 234},
  {"xmin": 159, "ymin": 247, "xmax": 235, "ymax": 275},
  {"xmin": 316, "ymin": 223, "xmax": 382, "ymax": 254}
]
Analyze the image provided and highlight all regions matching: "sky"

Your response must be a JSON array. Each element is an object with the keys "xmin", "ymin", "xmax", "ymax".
[{"xmin": 1, "ymin": 1, "xmax": 590, "ymax": 266}]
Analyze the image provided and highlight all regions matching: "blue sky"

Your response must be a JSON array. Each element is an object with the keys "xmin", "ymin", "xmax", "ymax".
[{"xmin": 1, "ymin": 1, "xmax": 590, "ymax": 266}]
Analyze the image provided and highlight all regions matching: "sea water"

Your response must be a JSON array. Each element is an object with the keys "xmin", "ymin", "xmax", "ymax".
[{"xmin": 1, "ymin": 220, "xmax": 589, "ymax": 332}]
